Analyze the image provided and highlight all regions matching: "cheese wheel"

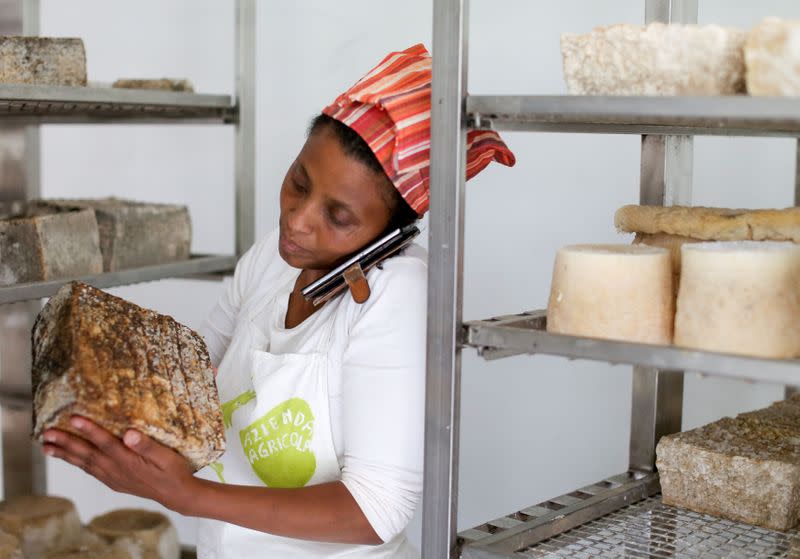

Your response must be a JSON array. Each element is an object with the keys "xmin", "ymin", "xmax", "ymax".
[
  {"xmin": 674, "ymin": 241, "xmax": 800, "ymax": 358},
  {"xmin": 87, "ymin": 510, "xmax": 179, "ymax": 559},
  {"xmin": 0, "ymin": 496, "xmax": 81, "ymax": 559},
  {"xmin": 0, "ymin": 530, "xmax": 22, "ymax": 559},
  {"xmin": 546, "ymin": 244, "xmax": 674, "ymax": 344}
]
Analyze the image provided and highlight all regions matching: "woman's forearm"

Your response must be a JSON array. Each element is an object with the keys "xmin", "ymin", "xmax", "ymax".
[{"xmin": 181, "ymin": 478, "xmax": 383, "ymax": 545}]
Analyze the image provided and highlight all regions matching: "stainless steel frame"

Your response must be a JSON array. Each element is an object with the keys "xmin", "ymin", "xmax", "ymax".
[
  {"xmin": 235, "ymin": 0, "xmax": 256, "ymax": 256},
  {"xmin": 423, "ymin": 0, "xmax": 468, "ymax": 557},
  {"xmin": 0, "ymin": 0, "xmax": 45, "ymax": 500},
  {"xmin": 632, "ymin": 0, "xmax": 695, "ymax": 473},
  {"xmin": 0, "ymin": 0, "xmax": 256, "ymax": 530}
]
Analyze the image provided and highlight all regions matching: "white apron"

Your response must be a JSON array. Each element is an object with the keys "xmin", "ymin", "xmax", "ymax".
[{"xmin": 196, "ymin": 267, "xmax": 417, "ymax": 558}]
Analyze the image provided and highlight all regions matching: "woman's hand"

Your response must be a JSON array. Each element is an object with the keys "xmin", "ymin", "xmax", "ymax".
[{"xmin": 42, "ymin": 416, "xmax": 198, "ymax": 514}]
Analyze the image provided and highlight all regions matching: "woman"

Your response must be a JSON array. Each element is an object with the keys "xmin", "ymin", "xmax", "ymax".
[{"xmin": 41, "ymin": 44, "xmax": 514, "ymax": 557}]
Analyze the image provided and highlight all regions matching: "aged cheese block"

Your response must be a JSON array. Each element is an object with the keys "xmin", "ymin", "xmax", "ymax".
[
  {"xmin": 32, "ymin": 281, "xmax": 225, "ymax": 471},
  {"xmin": 0, "ymin": 204, "xmax": 103, "ymax": 286},
  {"xmin": 45, "ymin": 548, "xmax": 130, "ymax": 559},
  {"xmin": 39, "ymin": 199, "xmax": 191, "ymax": 272},
  {"xmin": 614, "ymin": 204, "xmax": 800, "ymax": 243},
  {"xmin": 112, "ymin": 79, "xmax": 194, "ymax": 92},
  {"xmin": 88, "ymin": 510, "xmax": 178, "ymax": 559},
  {"xmin": 561, "ymin": 23, "xmax": 747, "ymax": 95},
  {"xmin": 745, "ymin": 18, "xmax": 800, "ymax": 96},
  {"xmin": 674, "ymin": 241, "xmax": 800, "ymax": 358},
  {"xmin": 546, "ymin": 244, "xmax": 674, "ymax": 344},
  {"xmin": 657, "ymin": 398, "xmax": 800, "ymax": 530},
  {"xmin": 0, "ymin": 37, "xmax": 86, "ymax": 86},
  {"xmin": 0, "ymin": 496, "xmax": 81, "ymax": 559},
  {"xmin": 0, "ymin": 530, "xmax": 22, "ymax": 559}
]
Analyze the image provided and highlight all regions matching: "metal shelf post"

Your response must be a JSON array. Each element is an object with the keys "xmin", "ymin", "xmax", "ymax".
[
  {"xmin": 423, "ymin": 0, "xmax": 468, "ymax": 557},
  {"xmin": 628, "ymin": 0, "xmax": 696, "ymax": 474},
  {"xmin": 0, "ymin": 0, "xmax": 45, "ymax": 499},
  {"xmin": 235, "ymin": 0, "xmax": 256, "ymax": 257}
]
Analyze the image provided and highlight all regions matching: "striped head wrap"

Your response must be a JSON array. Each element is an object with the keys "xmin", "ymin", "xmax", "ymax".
[{"xmin": 322, "ymin": 44, "xmax": 516, "ymax": 216}]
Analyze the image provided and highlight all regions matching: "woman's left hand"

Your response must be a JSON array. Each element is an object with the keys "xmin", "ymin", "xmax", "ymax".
[{"xmin": 42, "ymin": 416, "xmax": 197, "ymax": 514}]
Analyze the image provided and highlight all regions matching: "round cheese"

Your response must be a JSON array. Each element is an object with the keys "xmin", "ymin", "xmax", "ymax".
[
  {"xmin": 0, "ymin": 496, "xmax": 81, "ymax": 559},
  {"xmin": 88, "ymin": 510, "xmax": 178, "ymax": 559},
  {"xmin": 675, "ymin": 241, "xmax": 800, "ymax": 358},
  {"xmin": 546, "ymin": 244, "xmax": 674, "ymax": 344},
  {"xmin": 0, "ymin": 530, "xmax": 22, "ymax": 559}
]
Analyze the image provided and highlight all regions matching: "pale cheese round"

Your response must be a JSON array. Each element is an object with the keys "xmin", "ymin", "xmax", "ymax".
[
  {"xmin": 546, "ymin": 244, "xmax": 674, "ymax": 344},
  {"xmin": 675, "ymin": 241, "xmax": 800, "ymax": 358},
  {"xmin": 88, "ymin": 509, "xmax": 178, "ymax": 559},
  {"xmin": 0, "ymin": 496, "xmax": 81, "ymax": 559}
]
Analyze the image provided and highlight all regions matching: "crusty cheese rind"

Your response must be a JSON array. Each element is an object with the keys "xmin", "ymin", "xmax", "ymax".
[
  {"xmin": 546, "ymin": 244, "xmax": 674, "ymax": 344},
  {"xmin": 615, "ymin": 204, "xmax": 800, "ymax": 242},
  {"xmin": 561, "ymin": 23, "xmax": 746, "ymax": 95},
  {"xmin": 674, "ymin": 241, "xmax": 800, "ymax": 358},
  {"xmin": 745, "ymin": 17, "xmax": 800, "ymax": 96}
]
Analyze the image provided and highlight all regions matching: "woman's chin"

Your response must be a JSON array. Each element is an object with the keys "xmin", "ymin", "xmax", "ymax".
[{"xmin": 278, "ymin": 247, "xmax": 306, "ymax": 269}]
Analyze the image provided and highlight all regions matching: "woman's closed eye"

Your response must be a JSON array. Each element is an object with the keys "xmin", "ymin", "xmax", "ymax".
[
  {"xmin": 291, "ymin": 178, "xmax": 309, "ymax": 195},
  {"xmin": 326, "ymin": 207, "xmax": 355, "ymax": 228}
]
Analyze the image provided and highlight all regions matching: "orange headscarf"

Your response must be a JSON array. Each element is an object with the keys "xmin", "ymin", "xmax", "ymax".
[{"xmin": 323, "ymin": 44, "xmax": 516, "ymax": 216}]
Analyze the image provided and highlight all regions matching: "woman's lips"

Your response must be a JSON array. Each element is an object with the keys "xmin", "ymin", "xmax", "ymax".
[{"xmin": 279, "ymin": 234, "xmax": 308, "ymax": 256}]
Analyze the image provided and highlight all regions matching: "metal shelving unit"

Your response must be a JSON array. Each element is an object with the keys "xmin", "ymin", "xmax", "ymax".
[
  {"xmin": 0, "ymin": 2, "xmax": 255, "ymax": 556},
  {"xmin": 423, "ymin": 0, "xmax": 800, "ymax": 558}
]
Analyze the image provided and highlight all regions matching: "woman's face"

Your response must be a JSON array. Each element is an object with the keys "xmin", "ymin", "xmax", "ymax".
[{"xmin": 278, "ymin": 126, "xmax": 393, "ymax": 272}]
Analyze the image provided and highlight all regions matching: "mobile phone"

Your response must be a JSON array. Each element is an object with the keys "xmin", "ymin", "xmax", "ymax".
[{"xmin": 301, "ymin": 224, "xmax": 420, "ymax": 306}]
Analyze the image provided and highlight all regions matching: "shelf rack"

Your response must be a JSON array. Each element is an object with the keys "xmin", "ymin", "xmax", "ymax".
[
  {"xmin": 0, "ymin": 254, "xmax": 238, "ymax": 305},
  {"xmin": 423, "ymin": 0, "xmax": 800, "ymax": 557},
  {"xmin": 0, "ymin": 84, "xmax": 236, "ymax": 123},
  {"xmin": 0, "ymin": 1, "xmax": 255, "ymax": 556}
]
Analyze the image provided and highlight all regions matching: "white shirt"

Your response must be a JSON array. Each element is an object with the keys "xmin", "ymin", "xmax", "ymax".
[{"xmin": 200, "ymin": 229, "xmax": 427, "ymax": 543}]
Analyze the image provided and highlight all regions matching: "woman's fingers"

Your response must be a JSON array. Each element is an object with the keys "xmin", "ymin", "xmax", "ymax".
[
  {"xmin": 69, "ymin": 416, "xmax": 129, "ymax": 461},
  {"xmin": 123, "ymin": 430, "xmax": 188, "ymax": 472}
]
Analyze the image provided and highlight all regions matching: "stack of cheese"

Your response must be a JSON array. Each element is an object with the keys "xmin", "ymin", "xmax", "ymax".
[
  {"xmin": 613, "ymin": 204, "xmax": 800, "ymax": 358},
  {"xmin": 561, "ymin": 17, "xmax": 800, "ymax": 96},
  {"xmin": 0, "ymin": 496, "xmax": 179, "ymax": 559}
]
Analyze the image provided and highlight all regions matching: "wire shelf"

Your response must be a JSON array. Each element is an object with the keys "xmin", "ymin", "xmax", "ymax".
[{"xmin": 517, "ymin": 497, "xmax": 800, "ymax": 559}]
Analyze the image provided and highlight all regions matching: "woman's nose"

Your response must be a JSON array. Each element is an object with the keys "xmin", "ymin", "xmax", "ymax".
[{"xmin": 286, "ymin": 200, "xmax": 315, "ymax": 235}]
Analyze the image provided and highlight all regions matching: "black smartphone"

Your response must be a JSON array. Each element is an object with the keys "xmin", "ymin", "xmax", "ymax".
[{"xmin": 301, "ymin": 224, "xmax": 421, "ymax": 306}]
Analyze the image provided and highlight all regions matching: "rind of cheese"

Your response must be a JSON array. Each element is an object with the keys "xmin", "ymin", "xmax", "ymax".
[
  {"xmin": 88, "ymin": 510, "xmax": 179, "ymax": 559},
  {"xmin": 0, "ymin": 496, "xmax": 81, "ymax": 559},
  {"xmin": 745, "ymin": 17, "xmax": 800, "ymax": 96},
  {"xmin": 561, "ymin": 23, "xmax": 746, "ymax": 95},
  {"xmin": 546, "ymin": 244, "xmax": 674, "ymax": 344},
  {"xmin": 674, "ymin": 241, "xmax": 800, "ymax": 358},
  {"xmin": 614, "ymin": 204, "xmax": 800, "ymax": 243}
]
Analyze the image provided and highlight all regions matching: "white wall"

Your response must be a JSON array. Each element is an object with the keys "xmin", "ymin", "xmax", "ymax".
[{"xmin": 31, "ymin": 0, "xmax": 800, "ymax": 550}]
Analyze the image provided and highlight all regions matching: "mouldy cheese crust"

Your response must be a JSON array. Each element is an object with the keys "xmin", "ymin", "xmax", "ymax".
[
  {"xmin": 745, "ymin": 17, "xmax": 800, "ymax": 96},
  {"xmin": 88, "ymin": 509, "xmax": 179, "ymax": 559},
  {"xmin": 0, "ymin": 37, "xmax": 86, "ymax": 86},
  {"xmin": 561, "ymin": 23, "xmax": 746, "ymax": 95},
  {"xmin": 32, "ymin": 282, "xmax": 225, "ymax": 471},
  {"xmin": 657, "ymin": 397, "xmax": 800, "ymax": 531},
  {"xmin": 36, "ymin": 199, "xmax": 192, "ymax": 272}
]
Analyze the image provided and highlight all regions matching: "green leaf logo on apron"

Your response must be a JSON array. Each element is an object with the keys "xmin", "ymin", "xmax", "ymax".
[{"xmin": 239, "ymin": 397, "xmax": 316, "ymax": 488}]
